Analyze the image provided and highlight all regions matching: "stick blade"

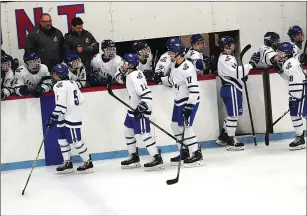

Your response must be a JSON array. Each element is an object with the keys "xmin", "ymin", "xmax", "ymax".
[
  {"xmin": 240, "ymin": 44, "xmax": 252, "ymax": 59},
  {"xmin": 166, "ymin": 178, "xmax": 179, "ymax": 185}
]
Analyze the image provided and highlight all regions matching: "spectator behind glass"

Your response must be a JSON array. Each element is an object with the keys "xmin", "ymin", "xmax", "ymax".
[
  {"xmin": 63, "ymin": 17, "xmax": 99, "ymax": 74},
  {"xmin": 24, "ymin": 13, "xmax": 64, "ymax": 71}
]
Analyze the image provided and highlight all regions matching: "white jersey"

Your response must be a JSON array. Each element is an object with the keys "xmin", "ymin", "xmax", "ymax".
[
  {"xmin": 291, "ymin": 42, "xmax": 304, "ymax": 61},
  {"xmin": 218, "ymin": 53, "xmax": 253, "ymax": 91},
  {"xmin": 168, "ymin": 60, "xmax": 200, "ymax": 106},
  {"xmin": 14, "ymin": 64, "xmax": 52, "ymax": 96},
  {"xmin": 125, "ymin": 69, "xmax": 153, "ymax": 118},
  {"xmin": 1, "ymin": 69, "xmax": 15, "ymax": 97},
  {"xmin": 52, "ymin": 80, "xmax": 84, "ymax": 128},
  {"xmin": 138, "ymin": 52, "xmax": 153, "ymax": 72},
  {"xmin": 90, "ymin": 54, "xmax": 122, "ymax": 81},
  {"xmin": 256, "ymin": 45, "xmax": 277, "ymax": 69},
  {"xmin": 184, "ymin": 48, "xmax": 204, "ymax": 75},
  {"xmin": 280, "ymin": 57, "xmax": 306, "ymax": 99},
  {"xmin": 154, "ymin": 52, "xmax": 173, "ymax": 76},
  {"xmin": 68, "ymin": 65, "xmax": 87, "ymax": 89}
]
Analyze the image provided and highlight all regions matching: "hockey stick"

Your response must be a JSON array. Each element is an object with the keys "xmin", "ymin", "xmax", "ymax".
[
  {"xmin": 22, "ymin": 127, "xmax": 50, "ymax": 195},
  {"xmin": 107, "ymin": 84, "xmax": 188, "ymax": 147},
  {"xmin": 166, "ymin": 120, "xmax": 187, "ymax": 185},
  {"xmin": 240, "ymin": 44, "xmax": 257, "ymax": 146}
]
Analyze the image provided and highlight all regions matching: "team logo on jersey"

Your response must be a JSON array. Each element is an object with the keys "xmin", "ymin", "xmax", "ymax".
[
  {"xmin": 54, "ymin": 36, "xmax": 58, "ymax": 42},
  {"xmin": 85, "ymin": 38, "xmax": 89, "ymax": 43},
  {"xmin": 56, "ymin": 82, "xmax": 63, "ymax": 88},
  {"xmin": 137, "ymin": 72, "xmax": 143, "ymax": 79},
  {"xmin": 160, "ymin": 57, "xmax": 167, "ymax": 62},
  {"xmin": 183, "ymin": 63, "xmax": 189, "ymax": 70}
]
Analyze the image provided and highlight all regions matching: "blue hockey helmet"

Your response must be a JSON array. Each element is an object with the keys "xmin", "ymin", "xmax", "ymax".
[
  {"xmin": 123, "ymin": 53, "xmax": 139, "ymax": 67},
  {"xmin": 51, "ymin": 63, "xmax": 69, "ymax": 81},
  {"xmin": 64, "ymin": 50, "xmax": 82, "ymax": 71},
  {"xmin": 101, "ymin": 39, "xmax": 116, "ymax": 58},
  {"xmin": 132, "ymin": 40, "xmax": 151, "ymax": 58},
  {"xmin": 167, "ymin": 39, "xmax": 185, "ymax": 54},
  {"xmin": 278, "ymin": 42, "xmax": 294, "ymax": 55},
  {"xmin": 219, "ymin": 36, "xmax": 235, "ymax": 51},
  {"xmin": 166, "ymin": 36, "xmax": 180, "ymax": 47},
  {"xmin": 23, "ymin": 52, "xmax": 41, "ymax": 73},
  {"xmin": 190, "ymin": 34, "xmax": 204, "ymax": 52},
  {"xmin": 287, "ymin": 25, "xmax": 304, "ymax": 42}
]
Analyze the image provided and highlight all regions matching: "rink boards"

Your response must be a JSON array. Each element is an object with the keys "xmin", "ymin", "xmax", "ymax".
[{"xmin": 0, "ymin": 71, "xmax": 301, "ymax": 171}]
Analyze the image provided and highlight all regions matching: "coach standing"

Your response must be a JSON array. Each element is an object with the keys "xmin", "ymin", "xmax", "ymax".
[
  {"xmin": 24, "ymin": 13, "xmax": 64, "ymax": 71},
  {"xmin": 63, "ymin": 17, "xmax": 99, "ymax": 72}
]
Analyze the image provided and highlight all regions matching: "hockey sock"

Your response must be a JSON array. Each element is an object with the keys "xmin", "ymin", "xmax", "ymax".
[
  {"xmin": 184, "ymin": 127, "xmax": 199, "ymax": 154},
  {"xmin": 225, "ymin": 116, "xmax": 238, "ymax": 137},
  {"xmin": 171, "ymin": 122, "xmax": 187, "ymax": 150},
  {"xmin": 74, "ymin": 141, "xmax": 90, "ymax": 161},
  {"xmin": 142, "ymin": 133, "xmax": 158, "ymax": 156},
  {"xmin": 124, "ymin": 127, "xmax": 137, "ymax": 155},
  {"xmin": 291, "ymin": 116, "xmax": 304, "ymax": 136},
  {"xmin": 223, "ymin": 119, "xmax": 228, "ymax": 133},
  {"xmin": 58, "ymin": 139, "xmax": 72, "ymax": 161}
]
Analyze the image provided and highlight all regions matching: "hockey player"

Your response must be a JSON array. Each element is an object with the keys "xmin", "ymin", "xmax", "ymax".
[
  {"xmin": 277, "ymin": 42, "xmax": 306, "ymax": 150},
  {"xmin": 46, "ymin": 63, "xmax": 94, "ymax": 172},
  {"xmin": 184, "ymin": 34, "xmax": 211, "ymax": 75},
  {"xmin": 153, "ymin": 37, "xmax": 177, "ymax": 84},
  {"xmin": 89, "ymin": 40, "xmax": 122, "ymax": 86},
  {"xmin": 14, "ymin": 53, "xmax": 52, "ymax": 98},
  {"xmin": 256, "ymin": 32, "xmax": 281, "ymax": 69},
  {"xmin": 216, "ymin": 36, "xmax": 260, "ymax": 150},
  {"xmin": 1, "ymin": 55, "xmax": 15, "ymax": 100},
  {"xmin": 114, "ymin": 53, "xmax": 164, "ymax": 171},
  {"xmin": 162, "ymin": 38, "xmax": 204, "ymax": 167},
  {"xmin": 132, "ymin": 40, "xmax": 154, "ymax": 81},
  {"xmin": 64, "ymin": 51, "xmax": 87, "ymax": 89},
  {"xmin": 287, "ymin": 25, "xmax": 306, "ymax": 63}
]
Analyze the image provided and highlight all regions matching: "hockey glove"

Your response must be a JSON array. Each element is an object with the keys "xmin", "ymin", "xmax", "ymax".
[
  {"xmin": 182, "ymin": 104, "xmax": 193, "ymax": 124},
  {"xmin": 241, "ymin": 75, "xmax": 248, "ymax": 82},
  {"xmin": 153, "ymin": 72, "xmax": 164, "ymax": 84},
  {"xmin": 106, "ymin": 74, "xmax": 113, "ymax": 85},
  {"xmin": 32, "ymin": 86, "xmax": 45, "ymax": 98},
  {"xmin": 249, "ymin": 52, "xmax": 260, "ymax": 69},
  {"xmin": 46, "ymin": 113, "xmax": 59, "ymax": 128},
  {"xmin": 134, "ymin": 101, "xmax": 149, "ymax": 119},
  {"xmin": 19, "ymin": 85, "xmax": 30, "ymax": 96}
]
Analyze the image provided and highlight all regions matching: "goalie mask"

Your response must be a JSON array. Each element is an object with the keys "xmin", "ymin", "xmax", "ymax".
[
  {"xmin": 23, "ymin": 52, "xmax": 41, "ymax": 73},
  {"xmin": 101, "ymin": 40, "xmax": 117, "ymax": 59},
  {"xmin": 64, "ymin": 51, "xmax": 82, "ymax": 73},
  {"xmin": 132, "ymin": 40, "xmax": 151, "ymax": 59}
]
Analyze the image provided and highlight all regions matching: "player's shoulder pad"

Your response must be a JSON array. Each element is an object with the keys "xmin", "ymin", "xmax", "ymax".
[
  {"xmin": 40, "ymin": 64, "xmax": 49, "ymax": 72},
  {"xmin": 114, "ymin": 55, "xmax": 123, "ymax": 64},
  {"xmin": 54, "ymin": 81, "xmax": 64, "ymax": 89}
]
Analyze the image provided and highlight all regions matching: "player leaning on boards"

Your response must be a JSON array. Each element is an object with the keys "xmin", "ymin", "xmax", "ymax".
[
  {"xmin": 216, "ymin": 36, "xmax": 260, "ymax": 151},
  {"xmin": 46, "ymin": 63, "xmax": 94, "ymax": 173},
  {"xmin": 14, "ymin": 52, "xmax": 53, "ymax": 98},
  {"xmin": 276, "ymin": 42, "xmax": 306, "ymax": 150},
  {"xmin": 159, "ymin": 38, "xmax": 204, "ymax": 168},
  {"xmin": 1, "ymin": 55, "xmax": 15, "ymax": 100},
  {"xmin": 114, "ymin": 53, "xmax": 164, "ymax": 171}
]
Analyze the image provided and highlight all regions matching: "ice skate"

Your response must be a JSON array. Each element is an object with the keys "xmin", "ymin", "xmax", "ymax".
[
  {"xmin": 170, "ymin": 149, "xmax": 190, "ymax": 166},
  {"xmin": 56, "ymin": 159, "xmax": 73, "ymax": 173},
  {"xmin": 77, "ymin": 155, "xmax": 94, "ymax": 173},
  {"xmin": 216, "ymin": 128, "xmax": 229, "ymax": 146},
  {"xmin": 183, "ymin": 150, "xmax": 205, "ymax": 168},
  {"xmin": 121, "ymin": 151, "xmax": 141, "ymax": 169},
  {"xmin": 144, "ymin": 153, "xmax": 164, "ymax": 171},
  {"xmin": 289, "ymin": 133, "xmax": 306, "ymax": 151},
  {"xmin": 226, "ymin": 136, "xmax": 244, "ymax": 151}
]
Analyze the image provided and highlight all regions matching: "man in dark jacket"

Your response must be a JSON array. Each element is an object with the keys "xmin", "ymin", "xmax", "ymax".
[
  {"xmin": 24, "ymin": 13, "xmax": 64, "ymax": 71},
  {"xmin": 63, "ymin": 17, "xmax": 99, "ymax": 72}
]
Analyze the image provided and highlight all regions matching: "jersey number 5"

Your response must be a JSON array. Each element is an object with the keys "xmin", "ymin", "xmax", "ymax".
[{"xmin": 73, "ymin": 90, "xmax": 79, "ymax": 105}]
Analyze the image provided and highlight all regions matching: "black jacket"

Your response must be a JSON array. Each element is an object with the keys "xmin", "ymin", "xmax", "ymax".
[
  {"xmin": 63, "ymin": 29, "xmax": 99, "ymax": 71},
  {"xmin": 24, "ymin": 25, "xmax": 64, "ymax": 71}
]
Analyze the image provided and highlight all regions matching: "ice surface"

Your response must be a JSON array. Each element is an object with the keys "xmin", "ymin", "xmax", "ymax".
[{"xmin": 1, "ymin": 139, "xmax": 306, "ymax": 215}]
